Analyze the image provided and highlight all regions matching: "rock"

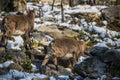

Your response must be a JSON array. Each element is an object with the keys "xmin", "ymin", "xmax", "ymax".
[
  {"xmin": 84, "ymin": 77, "xmax": 97, "ymax": 80},
  {"xmin": 74, "ymin": 46, "xmax": 120, "ymax": 78},
  {"xmin": 32, "ymin": 59, "xmax": 42, "ymax": 71},
  {"xmin": 73, "ymin": 76, "xmax": 84, "ymax": 80},
  {"xmin": 112, "ymin": 77, "xmax": 120, "ymax": 80},
  {"xmin": 102, "ymin": 49, "xmax": 120, "ymax": 63},
  {"xmin": 32, "ymin": 77, "xmax": 50, "ymax": 80},
  {"xmin": 25, "ymin": 49, "xmax": 45, "ymax": 60},
  {"xmin": 108, "ymin": 60, "xmax": 120, "ymax": 77},
  {"xmin": 8, "ymin": 63, "xmax": 23, "ymax": 71},
  {"xmin": 38, "ymin": 25, "xmax": 63, "ymax": 39},
  {"xmin": 61, "ymin": 29, "xmax": 79, "ymax": 38},
  {"xmin": 84, "ymin": 13, "xmax": 101, "ymax": 23},
  {"xmin": 44, "ymin": 65, "xmax": 60, "ymax": 76},
  {"xmin": 38, "ymin": 25, "xmax": 79, "ymax": 39},
  {"xmin": 58, "ymin": 65, "xmax": 72, "ymax": 75},
  {"xmin": 58, "ymin": 75, "xmax": 69, "ymax": 80},
  {"xmin": 0, "ymin": 49, "xmax": 26, "ymax": 64},
  {"xmin": 73, "ymin": 57, "xmax": 107, "ymax": 78},
  {"xmin": 101, "ymin": 5, "xmax": 120, "ymax": 23},
  {"xmin": 0, "ymin": 68, "xmax": 9, "ymax": 75},
  {"xmin": 40, "ymin": 64, "xmax": 72, "ymax": 77},
  {"xmin": 90, "ymin": 46, "xmax": 109, "ymax": 58},
  {"xmin": 31, "ymin": 32, "xmax": 51, "ymax": 46},
  {"xmin": 0, "ymin": 57, "xmax": 6, "ymax": 63}
]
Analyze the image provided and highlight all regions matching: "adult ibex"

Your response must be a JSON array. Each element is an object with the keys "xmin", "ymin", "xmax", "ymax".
[
  {"xmin": 41, "ymin": 37, "xmax": 89, "ymax": 69},
  {"xmin": 0, "ymin": 10, "xmax": 35, "ymax": 49}
]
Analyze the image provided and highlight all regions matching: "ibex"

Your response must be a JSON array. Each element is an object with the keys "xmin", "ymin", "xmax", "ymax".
[
  {"xmin": 0, "ymin": 10, "xmax": 35, "ymax": 49},
  {"xmin": 41, "ymin": 37, "xmax": 89, "ymax": 69}
]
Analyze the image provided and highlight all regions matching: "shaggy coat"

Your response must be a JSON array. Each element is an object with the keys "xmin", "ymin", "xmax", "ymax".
[
  {"xmin": 42, "ymin": 37, "xmax": 88, "ymax": 68},
  {"xmin": 1, "ymin": 10, "xmax": 35, "ymax": 49}
]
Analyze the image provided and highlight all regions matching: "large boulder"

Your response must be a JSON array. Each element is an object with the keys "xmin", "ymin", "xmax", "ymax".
[
  {"xmin": 73, "ymin": 57, "xmax": 107, "ymax": 78},
  {"xmin": 108, "ymin": 60, "xmax": 120, "ymax": 77},
  {"xmin": 90, "ymin": 46, "xmax": 120, "ymax": 63},
  {"xmin": 101, "ymin": 49, "xmax": 120, "ymax": 63},
  {"xmin": 74, "ymin": 46, "xmax": 120, "ymax": 79},
  {"xmin": 90, "ymin": 46, "xmax": 109, "ymax": 58}
]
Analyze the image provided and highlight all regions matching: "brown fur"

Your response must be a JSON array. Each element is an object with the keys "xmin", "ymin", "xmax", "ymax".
[
  {"xmin": 42, "ymin": 37, "xmax": 88, "ymax": 68},
  {"xmin": 1, "ymin": 10, "xmax": 35, "ymax": 49}
]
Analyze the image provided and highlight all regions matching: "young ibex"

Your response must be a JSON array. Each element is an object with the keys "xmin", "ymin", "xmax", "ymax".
[
  {"xmin": 41, "ymin": 37, "xmax": 89, "ymax": 69},
  {"xmin": 0, "ymin": 10, "xmax": 35, "ymax": 49}
]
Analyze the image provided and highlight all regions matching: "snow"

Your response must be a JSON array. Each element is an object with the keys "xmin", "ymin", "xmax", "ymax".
[
  {"xmin": 34, "ymin": 18, "xmax": 41, "ymax": 22},
  {"xmin": 115, "ymin": 39, "xmax": 120, "ymax": 47},
  {"xmin": 94, "ymin": 42, "xmax": 109, "ymax": 48},
  {"xmin": 0, "ymin": 69, "xmax": 71, "ymax": 80},
  {"xmin": 31, "ymin": 64, "xmax": 38, "ymax": 72},
  {"xmin": 42, "ymin": 4, "xmax": 52, "ymax": 12},
  {"xmin": 0, "ymin": 70, "xmax": 48, "ymax": 80},
  {"xmin": 58, "ymin": 75, "xmax": 69, "ymax": 79},
  {"xmin": 98, "ymin": 75, "xmax": 107, "ymax": 80},
  {"xmin": 34, "ymin": 23, "xmax": 41, "ymax": 29},
  {"xmin": 7, "ymin": 36, "xmax": 24, "ymax": 50},
  {"xmin": 9, "ymin": 12, "xmax": 18, "ymax": 14},
  {"xmin": 112, "ymin": 77, "xmax": 120, "ymax": 80},
  {"xmin": 76, "ymin": 56, "xmax": 90, "ymax": 65},
  {"xmin": 65, "ymin": 5, "xmax": 105, "ymax": 14},
  {"xmin": 45, "ymin": 35, "xmax": 54, "ymax": 41},
  {"xmin": 0, "ymin": 61, "xmax": 14, "ymax": 68},
  {"xmin": 50, "ymin": 76, "xmax": 56, "ymax": 80},
  {"xmin": 102, "ymin": 20, "xmax": 108, "ymax": 25},
  {"xmin": 116, "ymin": 49, "xmax": 120, "ymax": 52},
  {"xmin": 104, "ymin": 38, "xmax": 116, "ymax": 46},
  {"xmin": 27, "ymin": 2, "xmax": 36, "ymax": 10}
]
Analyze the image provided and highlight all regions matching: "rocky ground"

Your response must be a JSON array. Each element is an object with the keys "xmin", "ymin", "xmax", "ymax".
[{"xmin": 0, "ymin": 1, "xmax": 120, "ymax": 80}]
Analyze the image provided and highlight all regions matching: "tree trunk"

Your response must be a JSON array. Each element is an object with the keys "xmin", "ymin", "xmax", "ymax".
[
  {"xmin": 116, "ymin": 0, "xmax": 120, "ymax": 5},
  {"xmin": 61, "ymin": 0, "xmax": 64, "ymax": 22},
  {"xmin": 69, "ymin": 0, "xmax": 74, "ymax": 7},
  {"xmin": 51, "ymin": 0, "xmax": 55, "ymax": 11}
]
